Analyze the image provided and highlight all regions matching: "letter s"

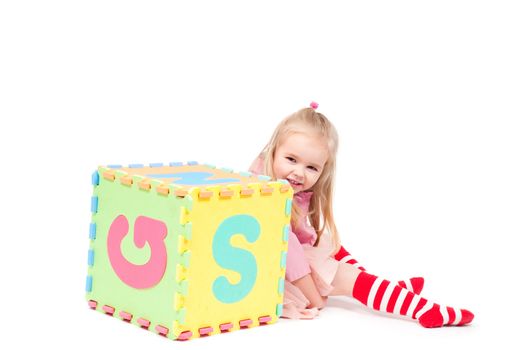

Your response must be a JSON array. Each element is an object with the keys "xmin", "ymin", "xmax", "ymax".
[{"xmin": 212, "ymin": 215, "xmax": 260, "ymax": 304}]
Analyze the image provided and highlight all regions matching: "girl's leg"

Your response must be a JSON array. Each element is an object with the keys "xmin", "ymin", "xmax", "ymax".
[
  {"xmin": 334, "ymin": 245, "xmax": 424, "ymax": 294},
  {"xmin": 330, "ymin": 263, "xmax": 474, "ymax": 328},
  {"xmin": 329, "ymin": 262, "xmax": 361, "ymax": 296}
]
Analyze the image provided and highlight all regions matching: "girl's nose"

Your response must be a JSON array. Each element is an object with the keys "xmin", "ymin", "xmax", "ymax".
[{"xmin": 292, "ymin": 167, "xmax": 304, "ymax": 180}]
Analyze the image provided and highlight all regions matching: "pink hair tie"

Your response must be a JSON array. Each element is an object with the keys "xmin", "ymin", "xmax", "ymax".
[{"xmin": 310, "ymin": 101, "xmax": 319, "ymax": 110}]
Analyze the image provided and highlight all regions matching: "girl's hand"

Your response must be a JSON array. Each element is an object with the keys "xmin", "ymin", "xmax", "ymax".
[{"xmin": 292, "ymin": 273, "xmax": 327, "ymax": 309}]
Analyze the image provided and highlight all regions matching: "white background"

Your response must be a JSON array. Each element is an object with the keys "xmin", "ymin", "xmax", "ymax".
[{"xmin": 1, "ymin": 1, "xmax": 526, "ymax": 348}]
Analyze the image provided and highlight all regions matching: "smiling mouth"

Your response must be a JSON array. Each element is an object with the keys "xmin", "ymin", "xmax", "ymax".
[{"xmin": 288, "ymin": 179, "xmax": 303, "ymax": 187}]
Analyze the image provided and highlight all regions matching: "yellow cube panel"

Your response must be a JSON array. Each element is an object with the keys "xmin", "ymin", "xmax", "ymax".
[{"xmin": 86, "ymin": 162, "xmax": 293, "ymax": 340}]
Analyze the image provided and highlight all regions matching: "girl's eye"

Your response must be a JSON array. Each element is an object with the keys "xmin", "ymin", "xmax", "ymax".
[
  {"xmin": 286, "ymin": 157, "xmax": 296, "ymax": 163},
  {"xmin": 307, "ymin": 166, "xmax": 318, "ymax": 172}
]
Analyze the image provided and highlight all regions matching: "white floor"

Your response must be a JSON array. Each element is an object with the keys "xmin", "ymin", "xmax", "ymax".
[
  {"xmin": 1, "ymin": 1, "xmax": 525, "ymax": 348},
  {"xmin": 53, "ymin": 286, "xmax": 519, "ymax": 349},
  {"xmin": 5, "ymin": 169, "xmax": 523, "ymax": 348}
]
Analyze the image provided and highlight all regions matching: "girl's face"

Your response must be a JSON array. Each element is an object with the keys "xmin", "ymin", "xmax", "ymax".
[{"xmin": 272, "ymin": 132, "xmax": 329, "ymax": 193}]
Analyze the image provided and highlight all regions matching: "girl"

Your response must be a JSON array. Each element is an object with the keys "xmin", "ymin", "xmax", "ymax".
[{"xmin": 249, "ymin": 103, "xmax": 474, "ymax": 327}]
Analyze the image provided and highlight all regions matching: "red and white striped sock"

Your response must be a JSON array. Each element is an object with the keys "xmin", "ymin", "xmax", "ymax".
[
  {"xmin": 335, "ymin": 245, "xmax": 425, "ymax": 294},
  {"xmin": 352, "ymin": 271, "xmax": 474, "ymax": 328},
  {"xmin": 334, "ymin": 245, "xmax": 367, "ymax": 270}
]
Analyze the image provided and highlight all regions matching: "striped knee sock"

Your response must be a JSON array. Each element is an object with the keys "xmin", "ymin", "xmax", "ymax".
[
  {"xmin": 335, "ymin": 245, "xmax": 425, "ymax": 294},
  {"xmin": 352, "ymin": 271, "xmax": 474, "ymax": 328}
]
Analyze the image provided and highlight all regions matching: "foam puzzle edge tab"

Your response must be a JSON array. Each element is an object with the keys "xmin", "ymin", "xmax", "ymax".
[{"xmin": 86, "ymin": 161, "xmax": 293, "ymax": 340}]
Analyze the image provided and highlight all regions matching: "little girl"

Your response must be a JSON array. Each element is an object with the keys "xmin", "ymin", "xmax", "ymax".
[{"xmin": 249, "ymin": 103, "xmax": 474, "ymax": 327}]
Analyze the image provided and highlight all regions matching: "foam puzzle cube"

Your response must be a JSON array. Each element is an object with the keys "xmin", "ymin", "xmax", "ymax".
[{"xmin": 86, "ymin": 162, "xmax": 293, "ymax": 340}]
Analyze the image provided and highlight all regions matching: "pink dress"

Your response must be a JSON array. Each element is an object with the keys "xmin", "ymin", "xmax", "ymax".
[{"xmin": 249, "ymin": 156, "xmax": 340, "ymax": 319}]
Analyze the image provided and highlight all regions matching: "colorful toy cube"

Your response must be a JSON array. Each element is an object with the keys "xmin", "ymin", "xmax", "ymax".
[{"xmin": 86, "ymin": 162, "xmax": 293, "ymax": 340}]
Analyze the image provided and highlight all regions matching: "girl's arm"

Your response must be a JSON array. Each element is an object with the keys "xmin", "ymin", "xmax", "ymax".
[{"xmin": 292, "ymin": 273, "xmax": 327, "ymax": 309}]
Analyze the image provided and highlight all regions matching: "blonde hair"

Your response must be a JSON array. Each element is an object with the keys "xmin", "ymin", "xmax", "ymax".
[{"xmin": 259, "ymin": 107, "xmax": 340, "ymax": 251}]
